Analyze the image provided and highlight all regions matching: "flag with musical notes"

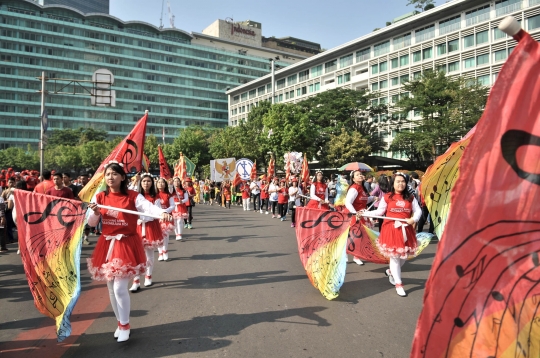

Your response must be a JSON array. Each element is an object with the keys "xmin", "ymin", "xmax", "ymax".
[
  {"xmin": 411, "ymin": 29, "xmax": 540, "ymax": 358},
  {"xmin": 15, "ymin": 190, "xmax": 87, "ymax": 342},
  {"xmin": 158, "ymin": 145, "xmax": 171, "ymax": 179},
  {"xmin": 420, "ymin": 126, "xmax": 475, "ymax": 238},
  {"xmin": 78, "ymin": 113, "xmax": 148, "ymax": 202}
]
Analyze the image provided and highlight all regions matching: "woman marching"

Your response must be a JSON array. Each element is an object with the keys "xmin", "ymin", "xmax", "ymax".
[
  {"xmin": 288, "ymin": 178, "xmax": 302, "ymax": 227},
  {"xmin": 87, "ymin": 162, "xmax": 172, "ymax": 342},
  {"xmin": 344, "ymin": 170, "xmax": 377, "ymax": 266},
  {"xmin": 203, "ymin": 180, "xmax": 210, "ymax": 205},
  {"xmin": 268, "ymin": 177, "xmax": 279, "ymax": 218},
  {"xmin": 240, "ymin": 180, "xmax": 251, "ymax": 211},
  {"xmin": 128, "ymin": 174, "xmax": 166, "ymax": 292},
  {"xmin": 222, "ymin": 179, "xmax": 232, "ymax": 209},
  {"xmin": 277, "ymin": 179, "xmax": 289, "ymax": 221},
  {"xmin": 365, "ymin": 172, "xmax": 422, "ymax": 297},
  {"xmin": 183, "ymin": 178, "xmax": 195, "ymax": 229},
  {"xmin": 306, "ymin": 171, "xmax": 330, "ymax": 210},
  {"xmin": 171, "ymin": 177, "xmax": 189, "ymax": 241},
  {"xmin": 156, "ymin": 177, "xmax": 175, "ymax": 261},
  {"xmin": 260, "ymin": 177, "xmax": 269, "ymax": 214}
]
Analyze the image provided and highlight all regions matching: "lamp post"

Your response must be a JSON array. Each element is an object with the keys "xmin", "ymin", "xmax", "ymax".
[{"xmin": 269, "ymin": 56, "xmax": 279, "ymax": 104}]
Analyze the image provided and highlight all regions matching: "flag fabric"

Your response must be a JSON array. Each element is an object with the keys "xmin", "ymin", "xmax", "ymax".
[
  {"xmin": 232, "ymin": 170, "xmax": 242, "ymax": 187},
  {"xmin": 250, "ymin": 160, "xmax": 257, "ymax": 181},
  {"xmin": 267, "ymin": 156, "xmax": 275, "ymax": 179},
  {"xmin": 41, "ymin": 109, "xmax": 49, "ymax": 133},
  {"xmin": 142, "ymin": 153, "xmax": 150, "ymax": 173},
  {"xmin": 411, "ymin": 27, "xmax": 540, "ymax": 358},
  {"xmin": 185, "ymin": 156, "xmax": 196, "ymax": 177},
  {"xmin": 78, "ymin": 113, "xmax": 148, "ymax": 202},
  {"xmin": 420, "ymin": 127, "xmax": 475, "ymax": 238},
  {"xmin": 15, "ymin": 190, "xmax": 87, "ymax": 342},
  {"xmin": 158, "ymin": 145, "xmax": 171, "ymax": 179},
  {"xmin": 285, "ymin": 158, "xmax": 291, "ymax": 182},
  {"xmin": 174, "ymin": 153, "xmax": 187, "ymax": 179},
  {"xmin": 300, "ymin": 153, "xmax": 309, "ymax": 184}
]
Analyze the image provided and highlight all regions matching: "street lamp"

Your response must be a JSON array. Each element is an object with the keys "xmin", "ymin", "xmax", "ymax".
[{"xmin": 268, "ymin": 56, "xmax": 280, "ymax": 104}]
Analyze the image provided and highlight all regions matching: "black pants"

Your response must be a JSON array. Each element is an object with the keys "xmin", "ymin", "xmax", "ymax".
[
  {"xmin": 5, "ymin": 210, "xmax": 14, "ymax": 242},
  {"xmin": 290, "ymin": 206, "xmax": 297, "ymax": 224},
  {"xmin": 0, "ymin": 226, "xmax": 7, "ymax": 250},
  {"xmin": 277, "ymin": 203, "xmax": 287, "ymax": 217},
  {"xmin": 260, "ymin": 198, "xmax": 268, "ymax": 211},
  {"xmin": 417, "ymin": 205, "xmax": 434, "ymax": 234},
  {"xmin": 270, "ymin": 201, "xmax": 277, "ymax": 215},
  {"xmin": 252, "ymin": 193, "xmax": 260, "ymax": 211},
  {"xmin": 184, "ymin": 206, "xmax": 193, "ymax": 224}
]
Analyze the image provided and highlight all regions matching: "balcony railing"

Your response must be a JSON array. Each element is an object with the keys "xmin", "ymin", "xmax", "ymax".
[
  {"xmin": 496, "ymin": 1, "xmax": 522, "ymax": 17},
  {"xmin": 415, "ymin": 30, "xmax": 435, "ymax": 43},
  {"xmin": 530, "ymin": 0, "xmax": 540, "ymax": 5},
  {"xmin": 465, "ymin": 12, "xmax": 491, "ymax": 26},
  {"xmin": 439, "ymin": 22, "xmax": 461, "ymax": 35}
]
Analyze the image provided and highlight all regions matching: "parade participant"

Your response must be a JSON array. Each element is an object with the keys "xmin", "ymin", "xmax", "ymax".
[
  {"xmin": 202, "ymin": 180, "xmax": 210, "ymax": 205},
  {"xmin": 193, "ymin": 178, "xmax": 200, "ymax": 204},
  {"xmin": 240, "ymin": 180, "xmax": 251, "ymax": 211},
  {"xmin": 171, "ymin": 177, "xmax": 188, "ymax": 240},
  {"xmin": 288, "ymin": 178, "xmax": 302, "ymax": 227},
  {"xmin": 209, "ymin": 181, "xmax": 215, "ymax": 205},
  {"xmin": 250, "ymin": 178, "xmax": 261, "ymax": 212},
  {"xmin": 306, "ymin": 171, "xmax": 329, "ymax": 210},
  {"xmin": 129, "ymin": 174, "xmax": 165, "ymax": 292},
  {"xmin": 344, "ymin": 170, "xmax": 377, "ymax": 266},
  {"xmin": 370, "ymin": 175, "xmax": 390, "ymax": 229},
  {"xmin": 86, "ymin": 162, "xmax": 172, "ymax": 342},
  {"xmin": 260, "ymin": 178, "xmax": 269, "ymax": 214},
  {"xmin": 33, "ymin": 170, "xmax": 54, "ymax": 194},
  {"xmin": 222, "ymin": 180, "xmax": 232, "ymax": 209},
  {"xmin": 128, "ymin": 172, "xmax": 141, "ymax": 191},
  {"xmin": 268, "ymin": 177, "xmax": 280, "ymax": 218},
  {"xmin": 277, "ymin": 179, "xmax": 289, "ymax": 221},
  {"xmin": 62, "ymin": 172, "xmax": 81, "ymax": 197},
  {"xmin": 365, "ymin": 172, "xmax": 422, "ymax": 297},
  {"xmin": 183, "ymin": 178, "xmax": 195, "ymax": 229},
  {"xmin": 156, "ymin": 178, "xmax": 175, "ymax": 261},
  {"xmin": 46, "ymin": 173, "xmax": 75, "ymax": 199}
]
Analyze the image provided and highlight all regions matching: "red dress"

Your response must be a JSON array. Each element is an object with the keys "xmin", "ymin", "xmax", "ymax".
[
  {"xmin": 306, "ymin": 182, "xmax": 329, "ymax": 210},
  {"xmin": 157, "ymin": 191, "xmax": 174, "ymax": 235},
  {"xmin": 377, "ymin": 193, "xmax": 418, "ymax": 259},
  {"xmin": 87, "ymin": 191, "xmax": 147, "ymax": 281},
  {"xmin": 136, "ymin": 193, "xmax": 165, "ymax": 249},
  {"xmin": 172, "ymin": 188, "xmax": 188, "ymax": 219},
  {"xmin": 222, "ymin": 184, "xmax": 231, "ymax": 201}
]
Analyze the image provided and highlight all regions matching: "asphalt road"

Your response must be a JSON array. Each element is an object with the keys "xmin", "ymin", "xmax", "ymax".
[{"xmin": 0, "ymin": 203, "xmax": 438, "ymax": 358}]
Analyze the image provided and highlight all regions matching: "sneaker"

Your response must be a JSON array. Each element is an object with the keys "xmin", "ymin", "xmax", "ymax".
[
  {"xmin": 282, "ymin": 216, "xmax": 286, "ymax": 221},
  {"xmin": 17, "ymin": 249, "xmax": 20, "ymax": 255},
  {"xmin": 291, "ymin": 223, "xmax": 295, "ymax": 228},
  {"xmin": 0, "ymin": 248, "xmax": 8, "ymax": 253},
  {"xmin": 176, "ymin": 235, "xmax": 182, "ymax": 241},
  {"xmin": 117, "ymin": 324, "xmax": 130, "ymax": 343},
  {"xmin": 144, "ymin": 275, "xmax": 152, "ymax": 287},
  {"xmin": 272, "ymin": 215, "xmax": 275, "ymax": 218},
  {"xmin": 353, "ymin": 257, "xmax": 364, "ymax": 266},
  {"xmin": 162, "ymin": 250, "xmax": 169, "ymax": 261},
  {"xmin": 280, "ymin": 217, "xmax": 284, "ymax": 222},
  {"xmin": 188, "ymin": 224, "xmax": 192, "ymax": 229},
  {"xmin": 265, "ymin": 211, "xmax": 269, "ymax": 215},
  {"xmin": 385, "ymin": 269, "xmax": 396, "ymax": 285},
  {"xmin": 395, "ymin": 283, "xmax": 407, "ymax": 297},
  {"xmin": 83, "ymin": 238, "xmax": 91, "ymax": 245},
  {"xmin": 277, "ymin": 216, "xmax": 281, "ymax": 219},
  {"xmin": 259, "ymin": 210, "xmax": 263, "ymax": 214},
  {"xmin": 129, "ymin": 279, "xmax": 140, "ymax": 292},
  {"xmin": 158, "ymin": 253, "xmax": 164, "ymax": 261},
  {"xmin": 184, "ymin": 224, "xmax": 188, "ymax": 229}
]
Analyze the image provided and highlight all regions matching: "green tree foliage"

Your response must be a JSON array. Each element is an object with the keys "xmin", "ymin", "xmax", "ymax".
[
  {"xmin": 163, "ymin": 126, "xmax": 213, "ymax": 167},
  {"xmin": 326, "ymin": 127, "xmax": 371, "ymax": 166},
  {"xmin": 0, "ymin": 146, "xmax": 39, "ymax": 171},
  {"xmin": 144, "ymin": 135, "xmax": 159, "ymax": 170},
  {"xmin": 406, "ymin": 0, "xmax": 435, "ymax": 11},
  {"xmin": 47, "ymin": 127, "xmax": 108, "ymax": 147},
  {"xmin": 208, "ymin": 125, "xmax": 243, "ymax": 159}
]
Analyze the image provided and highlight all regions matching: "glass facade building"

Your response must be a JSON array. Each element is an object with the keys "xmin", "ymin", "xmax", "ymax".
[
  {"xmin": 227, "ymin": 0, "xmax": 540, "ymax": 159},
  {"xmin": 40, "ymin": 0, "xmax": 110, "ymax": 14},
  {"xmin": 0, "ymin": 0, "xmax": 294, "ymax": 148}
]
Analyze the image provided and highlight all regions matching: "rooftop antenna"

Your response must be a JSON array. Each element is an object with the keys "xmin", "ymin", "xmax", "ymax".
[
  {"xmin": 159, "ymin": 0, "xmax": 165, "ymax": 29},
  {"xmin": 167, "ymin": 0, "xmax": 175, "ymax": 28}
]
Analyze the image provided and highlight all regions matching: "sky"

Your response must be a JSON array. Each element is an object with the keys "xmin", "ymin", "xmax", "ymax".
[{"xmin": 110, "ymin": 0, "xmax": 447, "ymax": 50}]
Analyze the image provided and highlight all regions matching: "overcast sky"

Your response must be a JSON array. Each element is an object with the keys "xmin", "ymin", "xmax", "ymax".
[{"xmin": 110, "ymin": 0, "xmax": 447, "ymax": 50}]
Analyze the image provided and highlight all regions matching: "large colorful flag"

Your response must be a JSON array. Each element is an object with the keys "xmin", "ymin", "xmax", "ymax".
[
  {"xmin": 211, "ymin": 158, "xmax": 236, "ymax": 181},
  {"xmin": 78, "ymin": 112, "xmax": 148, "ymax": 202},
  {"xmin": 285, "ymin": 158, "xmax": 291, "ymax": 182},
  {"xmin": 300, "ymin": 153, "xmax": 309, "ymax": 184},
  {"xmin": 142, "ymin": 153, "xmax": 150, "ymax": 173},
  {"xmin": 174, "ymin": 153, "xmax": 196, "ymax": 179},
  {"xmin": 158, "ymin": 145, "xmax": 171, "ymax": 179},
  {"xmin": 15, "ymin": 190, "xmax": 87, "ymax": 342},
  {"xmin": 232, "ymin": 170, "xmax": 242, "ymax": 187},
  {"xmin": 420, "ymin": 127, "xmax": 475, "ymax": 238},
  {"xmin": 411, "ymin": 21, "xmax": 540, "ymax": 358},
  {"xmin": 267, "ymin": 156, "xmax": 275, "ymax": 179},
  {"xmin": 250, "ymin": 160, "xmax": 257, "ymax": 181}
]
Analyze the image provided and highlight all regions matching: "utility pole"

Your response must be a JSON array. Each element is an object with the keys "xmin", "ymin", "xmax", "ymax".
[
  {"xmin": 270, "ymin": 59, "xmax": 275, "ymax": 104},
  {"xmin": 39, "ymin": 71, "xmax": 46, "ymax": 177}
]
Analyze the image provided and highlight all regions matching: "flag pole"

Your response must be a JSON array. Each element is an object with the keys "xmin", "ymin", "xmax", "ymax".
[
  {"xmin": 94, "ymin": 204, "xmax": 166, "ymax": 220},
  {"xmin": 40, "ymin": 71, "xmax": 46, "ymax": 178}
]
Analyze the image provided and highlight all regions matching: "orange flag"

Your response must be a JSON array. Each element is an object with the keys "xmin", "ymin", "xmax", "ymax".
[
  {"xmin": 232, "ymin": 170, "xmax": 242, "ymax": 187},
  {"xmin": 174, "ymin": 152, "xmax": 187, "ymax": 179},
  {"xmin": 250, "ymin": 160, "xmax": 257, "ymax": 181},
  {"xmin": 411, "ymin": 22, "xmax": 540, "ymax": 358},
  {"xmin": 300, "ymin": 153, "xmax": 309, "ymax": 185},
  {"xmin": 158, "ymin": 145, "xmax": 171, "ymax": 179},
  {"xmin": 267, "ymin": 156, "xmax": 275, "ymax": 179}
]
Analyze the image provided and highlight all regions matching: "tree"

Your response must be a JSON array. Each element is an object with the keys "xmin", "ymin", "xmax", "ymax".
[
  {"xmin": 208, "ymin": 125, "xmax": 243, "ymax": 159},
  {"xmin": 406, "ymin": 0, "xmax": 435, "ymax": 11},
  {"xmin": 326, "ymin": 127, "xmax": 371, "ymax": 167},
  {"xmin": 47, "ymin": 128, "xmax": 108, "ymax": 147},
  {"xmin": 144, "ymin": 135, "xmax": 159, "ymax": 171},
  {"xmin": 163, "ymin": 126, "xmax": 214, "ymax": 167},
  {"xmin": 0, "ymin": 146, "xmax": 39, "ymax": 171},
  {"xmin": 389, "ymin": 131, "xmax": 433, "ymax": 168},
  {"xmin": 45, "ymin": 145, "xmax": 83, "ymax": 173}
]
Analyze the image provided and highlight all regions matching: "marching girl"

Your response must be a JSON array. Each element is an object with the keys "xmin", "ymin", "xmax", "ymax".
[
  {"xmin": 240, "ymin": 180, "xmax": 251, "ymax": 211},
  {"xmin": 87, "ymin": 162, "xmax": 172, "ymax": 342},
  {"xmin": 306, "ymin": 171, "xmax": 329, "ymax": 210},
  {"xmin": 260, "ymin": 178, "xmax": 269, "ymax": 214},
  {"xmin": 183, "ymin": 178, "xmax": 195, "ymax": 229},
  {"xmin": 288, "ymin": 178, "xmax": 302, "ymax": 227},
  {"xmin": 156, "ymin": 178, "xmax": 175, "ymax": 261},
  {"xmin": 222, "ymin": 179, "xmax": 232, "ymax": 209},
  {"xmin": 365, "ymin": 172, "xmax": 422, "ymax": 297},
  {"xmin": 193, "ymin": 178, "xmax": 200, "ymax": 204},
  {"xmin": 344, "ymin": 170, "xmax": 377, "ymax": 266},
  {"xmin": 129, "ymin": 174, "xmax": 165, "ymax": 292},
  {"xmin": 203, "ymin": 180, "xmax": 210, "ymax": 205},
  {"xmin": 171, "ymin": 177, "xmax": 189, "ymax": 240},
  {"xmin": 277, "ymin": 179, "xmax": 289, "ymax": 221},
  {"xmin": 268, "ymin": 177, "xmax": 280, "ymax": 218}
]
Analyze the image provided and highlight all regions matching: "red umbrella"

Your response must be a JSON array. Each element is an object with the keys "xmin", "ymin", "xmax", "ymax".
[{"xmin": 338, "ymin": 162, "xmax": 373, "ymax": 172}]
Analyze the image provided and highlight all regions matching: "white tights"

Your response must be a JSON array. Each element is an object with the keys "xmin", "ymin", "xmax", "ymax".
[
  {"xmin": 133, "ymin": 248, "xmax": 154, "ymax": 282},
  {"xmin": 107, "ymin": 277, "xmax": 131, "ymax": 325},
  {"xmin": 242, "ymin": 198, "xmax": 250, "ymax": 210},
  {"xmin": 174, "ymin": 218, "xmax": 183, "ymax": 235},
  {"xmin": 159, "ymin": 235, "xmax": 169, "ymax": 254},
  {"xmin": 389, "ymin": 257, "xmax": 407, "ymax": 284}
]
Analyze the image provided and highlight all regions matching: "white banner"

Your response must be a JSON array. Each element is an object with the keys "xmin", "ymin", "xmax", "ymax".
[
  {"xmin": 210, "ymin": 158, "xmax": 236, "ymax": 182},
  {"xmin": 236, "ymin": 158, "xmax": 254, "ymax": 180}
]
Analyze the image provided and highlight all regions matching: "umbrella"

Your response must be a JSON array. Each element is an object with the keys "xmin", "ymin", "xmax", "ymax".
[{"xmin": 338, "ymin": 162, "xmax": 373, "ymax": 172}]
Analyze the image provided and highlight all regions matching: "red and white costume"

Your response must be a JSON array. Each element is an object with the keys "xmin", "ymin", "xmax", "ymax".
[
  {"xmin": 306, "ymin": 182, "xmax": 329, "ymax": 210},
  {"xmin": 172, "ymin": 187, "xmax": 188, "ymax": 239},
  {"xmin": 344, "ymin": 183, "xmax": 376, "ymax": 264},
  {"xmin": 137, "ymin": 193, "xmax": 165, "ymax": 249},
  {"xmin": 156, "ymin": 191, "xmax": 175, "ymax": 260}
]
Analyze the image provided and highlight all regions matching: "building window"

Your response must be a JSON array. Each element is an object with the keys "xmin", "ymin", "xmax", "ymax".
[
  {"xmin": 493, "ymin": 27, "xmax": 507, "ymax": 40},
  {"xmin": 528, "ymin": 14, "xmax": 540, "ymax": 30},
  {"xmin": 464, "ymin": 57, "xmax": 475, "ymax": 68},
  {"xmin": 249, "ymin": 89, "xmax": 256, "ymax": 99},
  {"xmin": 241, "ymin": 92, "xmax": 248, "ymax": 101},
  {"xmin": 356, "ymin": 48, "xmax": 370, "ymax": 62},
  {"xmin": 393, "ymin": 33, "xmax": 411, "ymax": 50},
  {"xmin": 379, "ymin": 61, "xmax": 388, "ymax": 72},
  {"xmin": 372, "ymin": 83, "xmax": 379, "ymax": 91},
  {"xmin": 391, "ymin": 77, "xmax": 399, "ymax": 86},
  {"xmin": 391, "ymin": 58, "xmax": 399, "ymax": 69},
  {"xmin": 371, "ymin": 64, "xmax": 379, "ymax": 74},
  {"xmin": 415, "ymin": 24, "xmax": 435, "ymax": 42},
  {"xmin": 287, "ymin": 74, "xmax": 297, "ymax": 85},
  {"xmin": 448, "ymin": 39, "xmax": 459, "ymax": 52},
  {"xmin": 465, "ymin": 5, "xmax": 490, "ymax": 26},
  {"xmin": 400, "ymin": 74, "xmax": 409, "ymax": 84},
  {"xmin": 437, "ymin": 43, "xmax": 447, "ymax": 56},
  {"xmin": 476, "ymin": 30, "xmax": 489, "ymax": 45},
  {"xmin": 311, "ymin": 65, "xmax": 322, "ymax": 78},
  {"xmin": 413, "ymin": 71, "xmax": 422, "ymax": 79},
  {"xmin": 477, "ymin": 75, "xmax": 490, "ymax": 86},
  {"xmin": 391, "ymin": 94, "xmax": 399, "ymax": 103},
  {"xmin": 423, "ymin": 47, "xmax": 433, "ymax": 60},
  {"xmin": 495, "ymin": 0, "xmax": 522, "ymax": 17},
  {"xmin": 373, "ymin": 40, "xmax": 390, "ymax": 56},
  {"xmin": 380, "ymin": 79, "xmax": 388, "ymax": 89},
  {"xmin": 289, "ymin": 90, "xmax": 294, "ymax": 98},
  {"xmin": 439, "ymin": 15, "xmax": 461, "ymax": 35},
  {"xmin": 413, "ymin": 51, "xmax": 421, "ymax": 62},
  {"xmin": 477, "ymin": 54, "xmax": 489, "ymax": 66},
  {"xmin": 400, "ymin": 54, "xmax": 409, "ymax": 66},
  {"xmin": 463, "ymin": 34, "xmax": 475, "ymax": 48},
  {"xmin": 339, "ymin": 54, "xmax": 353, "ymax": 68},
  {"xmin": 325, "ymin": 60, "xmax": 337, "ymax": 73},
  {"xmin": 343, "ymin": 73, "xmax": 350, "ymax": 83},
  {"xmin": 494, "ymin": 49, "xmax": 508, "ymax": 62},
  {"xmin": 276, "ymin": 78, "xmax": 286, "ymax": 89},
  {"xmin": 299, "ymin": 70, "xmax": 309, "ymax": 82},
  {"xmin": 315, "ymin": 82, "xmax": 320, "ymax": 91},
  {"xmin": 436, "ymin": 64, "xmax": 447, "ymax": 73},
  {"xmin": 296, "ymin": 88, "xmax": 301, "ymax": 96},
  {"xmin": 337, "ymin": 75, "xmax": 343, "ymax": 84},
  {"xmin": 258, "ymin": 86, "xmax": 265, "ymax": 95},
  {"xmin": 448, "ymin": 61, "xmax": 460, "ymax": 72}
]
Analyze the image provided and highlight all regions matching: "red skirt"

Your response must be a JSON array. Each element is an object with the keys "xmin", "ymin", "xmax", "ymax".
[
  {"xmin": 306, "ymin": 199, "xmax": 329, "ymax": 210},
  {"xmin": 173, "ymin": 203, "xmax": 188, "ymax": 219},
  {"xmin": 87, "ymin": 233, "xmax": 147, "ymax": 281},
  {"xmin": 160, "ymin": 221, "xmax": 175, "ymax": 237},
  {"xmin": 376, "ymin": 220, "xmax": 418, "ymax": 259},
  {"xmin": 137, "ymin": 220, "xmax": 164, "ymax": 249}
]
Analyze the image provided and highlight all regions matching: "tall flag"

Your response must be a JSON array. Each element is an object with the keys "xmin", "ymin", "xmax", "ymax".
[
  {"xmin": 267, "ymin": 155, "xmax": 275, "ymax": 179},
  {"xmin": 41, "ymin": 109, "xmax": 49, "ymax": 133},
  {"xmin": 158, "ymin": 145, "xmax": 171, "ymax": 179},
  {"xmin": 250, "ymin": 160, "xmax": 257, "ymax": 181},
  {"xmin": 411, "ymin": 19, "xmax": 540, "ymax": 358},
  {"xmin": 174, "ymin": 152, "xmax": 187, "ymax": 179},
  {"xmin": 420, "ymin": 127, "xmax": 475, "ymax": 238},
  {"xmin": 232, "ymin": 170, "xmax": 242, "ymax": 187},
  {"xmin": 78, "ymin": 112, "xmax": 148, "ymax": 202},
  {"xmin": 15, "ymin": 190, "xmax": 87, "ymax": 342},
  {"xmin": 142, "ymin": 153, "xmax": 150, "ymax": 173},
  {"xmin": 300, "ymin": 153, "xmax": 309, "ymax": 184},
  {"xmin": 285, "ymin": 157, "xmax": 291, "ymax": 182},
  {"xmin": 162, "ymin": 126, "xmax": 165, "ymax": 144}
]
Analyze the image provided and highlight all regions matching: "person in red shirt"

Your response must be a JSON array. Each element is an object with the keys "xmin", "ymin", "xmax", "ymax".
[
  {"xmin": 45, "ymin": 173, "xmax": 74, "ymax": 199},
  {"xmin": 277, "ymin": 179, "xmax": 289, "ymax": 221},
  {"xmin": 240, "ymin": 180, "xmax": 251, "ymax": 211},
  {"xmin": 183, "ymin": 178, "xmax": 196, "ymax": 229},
  {"xmin": 222, "ymin": 179, "xmax": 232, "ymax": 209},
  {"xmin": 260, "ymin": 178, "xmax": 269, "ymax": 214},
  {"xmin": 34, "ymin": 170, "xmax": 54, "ymax": 194},
  {"xmin": 306, "ymin": 171, "xmax": 329, "ymax": 210}
]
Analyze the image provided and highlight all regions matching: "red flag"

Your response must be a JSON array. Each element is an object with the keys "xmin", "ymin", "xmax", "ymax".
[
  {"xmin": 142, "ymin": 153, "xmax": 150, "ymax": 172},
  {"xmin": 232, "ymin": 170, "xmax": 242, "ymax": 187},
  {"xmin": 79, "ymin": 112, "xmax": 148, "ymax": 201},
  {"xmin": 250, "ymin": 160, "xmax": 257, "ymax": 181},
  {"xmin": 158, "ymin": 145, "xmax": 171, "ymax": 179},
  {"xmin": 174, "ymin": 152, "xmax": 187, "ymax": 179},
  {"xmin": 267, "ymin": 156, "xmax": 275, "ymax": 179},
  {"xmin": 285, "ymin": 157, "xmax": 291, "ymax": 182},
  {"xmin": 411, "ymin": 24, "xmax": 540, "ymax": 357},
  {"xmin": 300, "ymin": 153, "xmax": 309, "ymax": 184}
]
